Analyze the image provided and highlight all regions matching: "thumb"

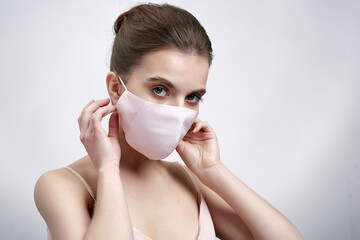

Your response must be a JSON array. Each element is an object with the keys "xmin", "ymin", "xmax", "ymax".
[
  {"xmin": 108, "ymin": 112, "xmax": 119, "ymax": 139},
  {"xmin": 176, "ymin": 139, "xmax": 185, "ymax": 156}
]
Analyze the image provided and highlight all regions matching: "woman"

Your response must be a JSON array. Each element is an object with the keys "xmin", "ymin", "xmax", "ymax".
[{"xmin": 34, "ymin": 3, "xmax": 303, "ymax": 240}]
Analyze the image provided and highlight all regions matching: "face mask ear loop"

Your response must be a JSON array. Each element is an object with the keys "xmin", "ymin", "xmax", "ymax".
[{"xmin": 118, "ymin": 74, "xmax": 128, "ymax": 91}]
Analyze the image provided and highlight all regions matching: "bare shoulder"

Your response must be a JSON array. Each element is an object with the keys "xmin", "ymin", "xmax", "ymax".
[
  {"xmin": 34, "ymin": 166, "xmax": 80, "ymax": 205},
  {"xmin": 34, "ymin": 156, "xmax": 94, "ymax": 239},
  {"xmin": 34, "ymin": 156, "xmax": 93, "ymax": 201}
]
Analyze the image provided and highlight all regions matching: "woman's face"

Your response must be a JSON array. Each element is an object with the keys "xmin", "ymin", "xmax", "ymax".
[{"xmin": 122, "ymin": 48, "xmax": 210, "ymax": 112}]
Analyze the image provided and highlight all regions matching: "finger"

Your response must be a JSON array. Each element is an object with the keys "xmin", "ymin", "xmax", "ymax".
[
  {"xmin": 79, "ymin": 98, "xmax": 111, "ymax": 133},
  {"xmin": 84, "ymin": 99, "xmax": 95, "ymax": 109},
  {"xmin": 78, "ymin": 99, "xmax": 94, "ymax": 130},
  {"xmin": 108, "ymin": 113, "xmax": 119, "ymax": 139},
  {"xmin": 189, "ymin": 118, "xmax": 201, "ymax": 131},
  {"xmin": 88, "ymin": 105, "xmax": 117, "ymax": 135},
  {"xmin": 192, "ymin": 120, "xmax": 213, "ymax": 133},
  {"xmin": 84, "ymin": 98, "xmax": 111, "ymax": 115},
  {"xmin": 191, "ymin": 118, "xmax": 203, "ymax": 132}
]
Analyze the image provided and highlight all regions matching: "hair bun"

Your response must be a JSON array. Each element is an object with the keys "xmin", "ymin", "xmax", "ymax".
[
  {"xmin": 113, "ymin": 14, "xmax": 125, "ymax": 34},
  {"xmin": 110, "ymin": 3, "xmax": 213, "ymax": 74}
]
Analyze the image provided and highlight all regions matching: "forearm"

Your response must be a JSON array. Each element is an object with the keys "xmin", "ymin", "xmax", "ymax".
[
  {"xmin": 84, "ymin": 163, "xmax": 134, "ymax": 240},
  {"xmin": 200, "ymin": 163, "xmax": 303, "ymax": 240}
]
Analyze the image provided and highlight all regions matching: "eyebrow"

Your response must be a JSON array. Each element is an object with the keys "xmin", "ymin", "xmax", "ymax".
[
  {"xmin": 148, "ymin": 77, "xmax": 175, "ymax": 88},
  {"xmin": 147, "ymin": 76, "xmax": 207, "ymax": 96}
]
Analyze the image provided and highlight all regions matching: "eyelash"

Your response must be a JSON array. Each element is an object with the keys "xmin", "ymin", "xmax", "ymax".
[
  {"xmin": 152, "ymin": 86, "xmax": 168, "ymax": 97},
  {"xmin": 186, "ymin": 94, "xmax": 204, "ymax": 103},
  {"xmin": 151, "ymin": 86, "xmax": 204, "ymax": 103}
]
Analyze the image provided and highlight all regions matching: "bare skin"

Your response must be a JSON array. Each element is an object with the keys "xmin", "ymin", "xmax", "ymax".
[
  {"xmin": 66, "ymin": 156, "xmax": 201, "ymax": 239},
  {"xmin": 34, "ymin": 49, "xmax": 303, "ymax": 240}
]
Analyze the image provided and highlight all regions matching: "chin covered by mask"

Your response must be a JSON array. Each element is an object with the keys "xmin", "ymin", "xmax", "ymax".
[{"xmin": 116, "ymin": 75, "xmax": 198, "ymax": 160}]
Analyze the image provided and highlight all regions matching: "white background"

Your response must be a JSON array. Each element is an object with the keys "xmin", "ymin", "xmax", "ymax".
[{"xmin": 0, "ymin": 0, "xmax": 359, "ymax": 239}]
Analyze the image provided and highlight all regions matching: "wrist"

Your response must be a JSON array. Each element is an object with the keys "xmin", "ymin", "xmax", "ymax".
[
  {"xmin": 199, "ymin": 162, "xmax": 227, "ymax": 186},
  {"xmin": 97, "ymin": 160, "xmax": 120, "ymax": 175}
]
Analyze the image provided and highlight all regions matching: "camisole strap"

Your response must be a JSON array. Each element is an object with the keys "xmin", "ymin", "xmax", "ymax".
[
  {"xmin": 176, "ymin": 162, "xmax": 216, "ymax": 239},
  {"xmin": 64, "ymin": 166, "xmax": 96, "ymax": 201}
]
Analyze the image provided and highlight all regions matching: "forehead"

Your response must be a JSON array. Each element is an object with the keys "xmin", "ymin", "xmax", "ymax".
[{"xmin": 129, "ymin": 48, "xmax": 209, "ymax": 89}]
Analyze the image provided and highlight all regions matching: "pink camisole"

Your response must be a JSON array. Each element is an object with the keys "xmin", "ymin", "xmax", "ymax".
[{"xmin": 46, "ymin": 162, "xmax": 216, "ymax": 239}]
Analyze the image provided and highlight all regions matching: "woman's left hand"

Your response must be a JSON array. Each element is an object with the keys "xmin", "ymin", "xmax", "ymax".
[{"xmin": 176, "ymin": 118, "xmax": 222, "ymax": 177}]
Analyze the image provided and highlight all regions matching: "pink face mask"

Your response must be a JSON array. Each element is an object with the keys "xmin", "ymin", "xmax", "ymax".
[{"xmin": 116, "ymin": 75, "xmax": 199, "ymax": 160}]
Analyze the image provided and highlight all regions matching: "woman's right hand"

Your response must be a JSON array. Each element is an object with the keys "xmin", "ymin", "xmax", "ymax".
[{"xmin": 78, "ymin": 98, "xmax": 120, "ymax": 172}]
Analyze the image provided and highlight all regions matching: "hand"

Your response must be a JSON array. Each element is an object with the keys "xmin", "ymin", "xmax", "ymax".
[
  {"xmin": 176, "ymin": 118, "xmax": 222, "ymax": 177},
  {"xmin": 78, "ymin": 98, "xmax": 120, "ymax": 172}
]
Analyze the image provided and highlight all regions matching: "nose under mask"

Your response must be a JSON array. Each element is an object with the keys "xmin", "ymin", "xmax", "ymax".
[{"xmin": 115, "ymin": 74, "xmax": 199, "ymax": 160}]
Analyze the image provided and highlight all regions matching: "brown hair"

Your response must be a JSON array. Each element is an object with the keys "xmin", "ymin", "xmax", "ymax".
[{"xmin": 110, "ymin": 3, "xmax": 213, "ymax": 79}]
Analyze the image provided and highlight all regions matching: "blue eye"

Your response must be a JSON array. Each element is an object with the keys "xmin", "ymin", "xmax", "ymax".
[
  {"xmin": 186, "ymin": 94, "xmax": 203, "ymax": 103},
  {"xmin": 152, "ymin": 86, "xmax": 168, "ymax": 97}
]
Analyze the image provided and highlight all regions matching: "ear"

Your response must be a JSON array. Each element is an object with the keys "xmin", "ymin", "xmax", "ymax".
[{"xmin": 106, "ymin": 71, "xmax": 123, "ymax": 105}]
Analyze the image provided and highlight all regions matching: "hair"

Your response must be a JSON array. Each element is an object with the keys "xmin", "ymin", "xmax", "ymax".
[{"xmin": 110, "ymin": 3, "xmax": 213, "ymax": 79}]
